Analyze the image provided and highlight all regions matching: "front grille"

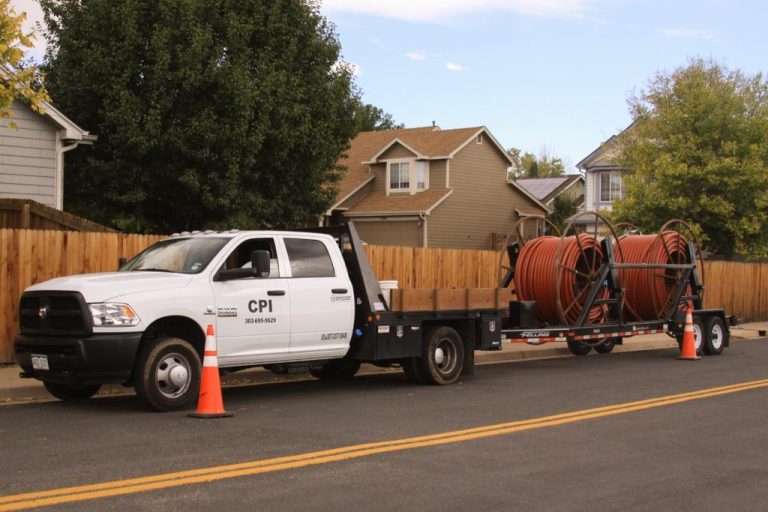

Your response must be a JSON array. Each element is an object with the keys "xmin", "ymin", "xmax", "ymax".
[{"xmin": 18, "ymin": 291, "xmax": 92, "ymax": 336}]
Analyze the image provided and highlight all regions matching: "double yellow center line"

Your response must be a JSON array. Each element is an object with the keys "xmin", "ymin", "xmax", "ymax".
[{"xmin": 2, "ymin": 378, "xmax": 767, "ymax": 511}]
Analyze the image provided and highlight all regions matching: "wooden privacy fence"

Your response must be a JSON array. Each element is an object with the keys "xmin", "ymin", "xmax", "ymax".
[{"xmin": 1, "ymin": 229, "xmax": 766, "ymax": 363}]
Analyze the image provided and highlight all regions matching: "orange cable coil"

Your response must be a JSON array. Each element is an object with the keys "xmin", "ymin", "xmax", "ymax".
[{"xmin": 514, "ymin": 234, "xmax": 609, "ymax": 325}]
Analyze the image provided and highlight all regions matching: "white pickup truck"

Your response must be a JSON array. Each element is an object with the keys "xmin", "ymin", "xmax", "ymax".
[{"xmin": 15, "ymin": 224, "xmax": 505, "ymax": 410}]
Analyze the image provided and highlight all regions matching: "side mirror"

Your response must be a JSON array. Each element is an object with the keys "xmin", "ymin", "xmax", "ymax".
[{"xmin": 252, "ymin": 250, "xmax": 271, "ymax": 278}]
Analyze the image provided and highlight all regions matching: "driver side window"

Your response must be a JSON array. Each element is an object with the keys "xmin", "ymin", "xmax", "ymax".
[{"xmin": 221, "ymin": 238, "xmax": 281, "ymax": 277}]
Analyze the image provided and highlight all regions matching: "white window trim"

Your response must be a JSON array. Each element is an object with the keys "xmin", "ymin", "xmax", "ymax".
[{"xmin": 387, "ymin": 159, "xmax": 429, "ymax": 195}]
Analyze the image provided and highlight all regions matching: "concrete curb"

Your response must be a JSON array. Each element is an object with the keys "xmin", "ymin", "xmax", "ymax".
[{"xmin": 1, "ymin": 327, "xmax": 764, "ymax": 407}]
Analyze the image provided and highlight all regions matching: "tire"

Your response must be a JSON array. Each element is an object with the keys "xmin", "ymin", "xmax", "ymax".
[
  {"xmin": 401, "ymin": 357, "xmax": 427, "ymax": 384},
  {"xmin": 417, "ymin": 326, "xmax": 464, "ymax": 385},
  {"xmin": 567, "ymin": 338, "xmax": 592, "ymax": 356},
  {"xmin": 703, "ymin": 316, "xmax": 728, "ymax": 356},
  {"xmin": 593, "ymin": 338, "xmax": 618, "ymax": 354},
  {"xmin": 43, "ymin": 382, "xmax": 101, "ymax": 401},
  {"xmin": 676, "ymin": 317, "xmax": 704, "ymax": 356},
  {"xmin": 310, "ymin": 359, "xmax": 361, "ymax": 380},
  {"xmin": 133, "ymin": 337, "xmax": 201, "ymax": 412}
]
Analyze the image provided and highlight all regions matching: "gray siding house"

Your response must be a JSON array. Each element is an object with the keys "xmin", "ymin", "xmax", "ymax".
[
  {"xmin": 1, "ymin": 100, "xmax": 95, "ymax": 209},
  {"xmin": 577, "ymin": 121, "xmax": 636, "ymax": 213}
]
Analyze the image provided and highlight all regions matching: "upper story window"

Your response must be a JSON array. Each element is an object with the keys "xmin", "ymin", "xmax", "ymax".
[
  {"xmin": 388, "ymin": 160, "xmax": 428, "ymax": 194},
  {"xmin": 416, "ymin": 161, "xmax": 427, "ymax": 190},
  {"xmin": 599, "ymin": 171, "xmax": 622, "ymax": 202},
  {"xmin": 476, "ymin": 133, "xmax": 483, "ymax": 144},
  {"xmin": 284, "ymin": 238, "xmax": 335, "ymax": 278},
  {"xmin": 390, "ymin": 162, "xmax": 410, "ymax": 190}
]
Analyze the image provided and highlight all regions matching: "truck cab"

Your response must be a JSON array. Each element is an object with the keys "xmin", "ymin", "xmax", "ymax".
[{"xmin": 15, "ymin": 230, "xmax": 354, "ymax": 410}]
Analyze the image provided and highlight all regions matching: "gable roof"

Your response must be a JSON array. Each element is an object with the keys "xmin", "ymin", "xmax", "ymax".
[
  {"xmin": 331, "ymin": 125, "xmax": 546, "ymax": 213},
  {"xmin": 515, "ymin": 175, "xmax": 584, "ymax": 205},
  {"xmin": 576, "ymin": 119, "xmax": 637, "ymax": 171}
]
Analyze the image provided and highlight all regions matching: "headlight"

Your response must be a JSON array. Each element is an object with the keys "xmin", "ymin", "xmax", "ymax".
[{"xmin": 89, "ymin": 303, "xmax": 140, "ymax": 327}]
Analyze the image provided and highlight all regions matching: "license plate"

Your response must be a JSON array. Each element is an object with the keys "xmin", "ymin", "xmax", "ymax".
[{"xmin": 31, "ymin": 354, "xmax": 49, "ymax": 371}]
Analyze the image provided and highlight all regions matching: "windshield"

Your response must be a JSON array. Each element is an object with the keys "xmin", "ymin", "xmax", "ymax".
[{"xmin": 121, "ymin": 237, "xmax": 230, "ymax": 274}]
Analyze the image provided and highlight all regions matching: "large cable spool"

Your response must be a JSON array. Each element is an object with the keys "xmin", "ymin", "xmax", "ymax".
[
  {"xmin": 513, "ymin": 212, "xmax": 618, "ymax": 326},
  {"xmin": 617, "ymin": 220, "xmax": 703, "ymax": 320}
]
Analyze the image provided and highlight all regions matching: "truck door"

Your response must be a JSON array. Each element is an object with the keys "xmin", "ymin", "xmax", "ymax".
[
  {"xmin": 211, "ymin": 236, "xmax": 290, "ymax": 365},
  {"xmin": 282, "ymin": 236, "xmax": 354, "ymax": 358}
]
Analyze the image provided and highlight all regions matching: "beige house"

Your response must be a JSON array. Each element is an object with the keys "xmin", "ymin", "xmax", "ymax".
[
  {"xmin": 1, "ymin": 100, "xmax": 96, "ymax": 209},
  {"xmin": 326, "ymin": 125, "xmax": 548, "ymax": 249}
]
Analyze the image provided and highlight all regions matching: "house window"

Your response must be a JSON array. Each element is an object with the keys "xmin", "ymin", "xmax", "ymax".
[
  {"xmin": 476, "ymin": 133, "xmax": 483, "ymax": 144},
  {"xmin": 599, "ymin": 171, "xmax": 622, "ymax": 202},
  {"xmin": 390, "ymin": 162, "xmax": 410, "ymax": 190},
  {"xmin": 416, "ymin": 161, "xmax": 427, "ymax": 190}
]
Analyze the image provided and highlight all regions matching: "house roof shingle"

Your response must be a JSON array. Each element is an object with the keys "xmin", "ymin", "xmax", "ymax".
[
  {"xmin": 335, "ymin": 126, "xmax": 483, "ymax": 205},
  {"xmin": 515, "ymin": 175, "xmax": 584, "ymax": 204},
  {"xmin": 344, "ymin": 188, "xmax": 453, "ymax": 216}
]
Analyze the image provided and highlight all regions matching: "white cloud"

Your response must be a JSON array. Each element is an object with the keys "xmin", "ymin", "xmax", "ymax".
[
  {"xmin": 405, "ymin": 51, "xmax": 427, "ymax": 60},
  {"xmin": 322, "ymin": 0, "xmax": 592, "ymax": 22},
  {"xmin": 445, "ymin": 61, "xmax": 467, "ymax": 72},
  {"xmin": 658, "ymin": 27, "xmax": 715, "ymax": 40},
  {"xmin": 332, "ymin": 59, "xmax": 362, "ymax": 76}
]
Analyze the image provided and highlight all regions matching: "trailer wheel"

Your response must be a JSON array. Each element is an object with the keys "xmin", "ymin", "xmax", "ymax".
[
  {"xmin": 310, "ymin": 359, "xmax": 361, "ymax": 380},
  {"xmin": 676, "ymin": 317, "xmax": 704, "ymax": 356},
  {"xmin": 567, "ymin": 338, "xmax": 592, "ymax": 356},
  {"xmin": 703, "ymin": 316, "xmax": 727, "ymax": 356},
  {"xmin": 593, "ymin": 338, "xmax": 618, "ymax": 354},
  {"xmin": 133, "ymin": 337, "xmax": 201, "ymax": 412},
  {"xmin": 419, "ymin": 326, "xmax": 464, "ymax": 385},
  {"xmin": 401, "ymin": 358, "xmax": 427, "ymax": 384},
  {"xmin": 43, "ymin": 382, "xmax": 101, "ymax": 401}
]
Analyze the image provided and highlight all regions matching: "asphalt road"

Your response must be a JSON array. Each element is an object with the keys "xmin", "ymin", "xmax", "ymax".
[{"xmin": 1, "ymin": 339, "xmax": 767, "ymax": 511}]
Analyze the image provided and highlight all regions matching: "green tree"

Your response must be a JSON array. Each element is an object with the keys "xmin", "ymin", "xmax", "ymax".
[
  {"xmin": 549, "ymin": 194, "xmax": 579, "ymax": 232},
  {"xmin": 41, "ymin": 0, "xmax": 358, "ymax": 233},
  {"xmin": 352, "ymin": 102, "xmax": 403, "ymax": 132},
  {"xmin": 613, "ymin": 58, "xmax": 768, "ymax": 258},
  {"xmin": 1, "ymin": 0, "xmax": 50, "ymax": 123},
  {"xmin": 507, "ymin": 147, "xmax": 564, "ymax": 179}
]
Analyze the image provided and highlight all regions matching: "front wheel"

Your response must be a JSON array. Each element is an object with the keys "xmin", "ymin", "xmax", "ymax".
[
  {"xmin": 418, "ymin": 326, "xmax": 464, "ymax": 385},
  {"xmin": 44, "ymin": 382, "xmax": 101, "ymax": 401},
  {"xmin": 133, "ymin": 337, "xmax": 201, "ymax": 412}
]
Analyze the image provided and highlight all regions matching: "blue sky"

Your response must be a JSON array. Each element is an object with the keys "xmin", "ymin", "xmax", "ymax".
[
  {"xmin": 321, "ymin": 0, "xmax": 768, "ymax": 170},
  {"xmin": 12, "ymin": 0, "xmax": 768, "ymax": 171}
]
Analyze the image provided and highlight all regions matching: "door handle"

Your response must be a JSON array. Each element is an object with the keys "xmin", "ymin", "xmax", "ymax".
[
  {"xmin": 332, "ymin": 288, "xmax": 348, "ymax": 294},
  {"xmin": 267, "ymin": 290, "xmax": 286, "ymax": 296}
]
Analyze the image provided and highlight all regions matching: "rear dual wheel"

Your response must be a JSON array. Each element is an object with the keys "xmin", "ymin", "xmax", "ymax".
[{"xmin": 403, "ymin": 326, "xmax": 464, "ymax": 386}]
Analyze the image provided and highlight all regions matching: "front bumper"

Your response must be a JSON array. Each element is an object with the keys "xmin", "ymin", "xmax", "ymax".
[{"xmin": 14, "ymin": 332, "xmax": 143, "ymax": 386}]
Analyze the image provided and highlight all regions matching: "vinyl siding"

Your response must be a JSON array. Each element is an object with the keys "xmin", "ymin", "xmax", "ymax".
[
  {"xmin": 378, "ymin": 143, "xmax": 416, "ymax": 160},
  {"xmin": 429, "ymin": 159, "xmax": 446, "ymax": 189},
  {"xmin": 428, "ymin": 140, "xmax": 545, "ymax": 249},
  {"xmin": 354, "ymin": 220, "xmax": 419, "ymax": 247},
  {"xmin": 371, "ymin": 163, "xmax": 387, "ymax": 193},
  {"xmin": 0, "ymin": 102, "xmax": 58, "ymax": 207}
]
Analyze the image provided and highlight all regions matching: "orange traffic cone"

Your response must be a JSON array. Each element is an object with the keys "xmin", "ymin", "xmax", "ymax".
[
  {"xmin": 189, "ymin": 325, "xmax": 234, "ymax": 418},
  {"xmin": 677, "ymin": 307, "xmax": 701, "ymax": 361}
]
